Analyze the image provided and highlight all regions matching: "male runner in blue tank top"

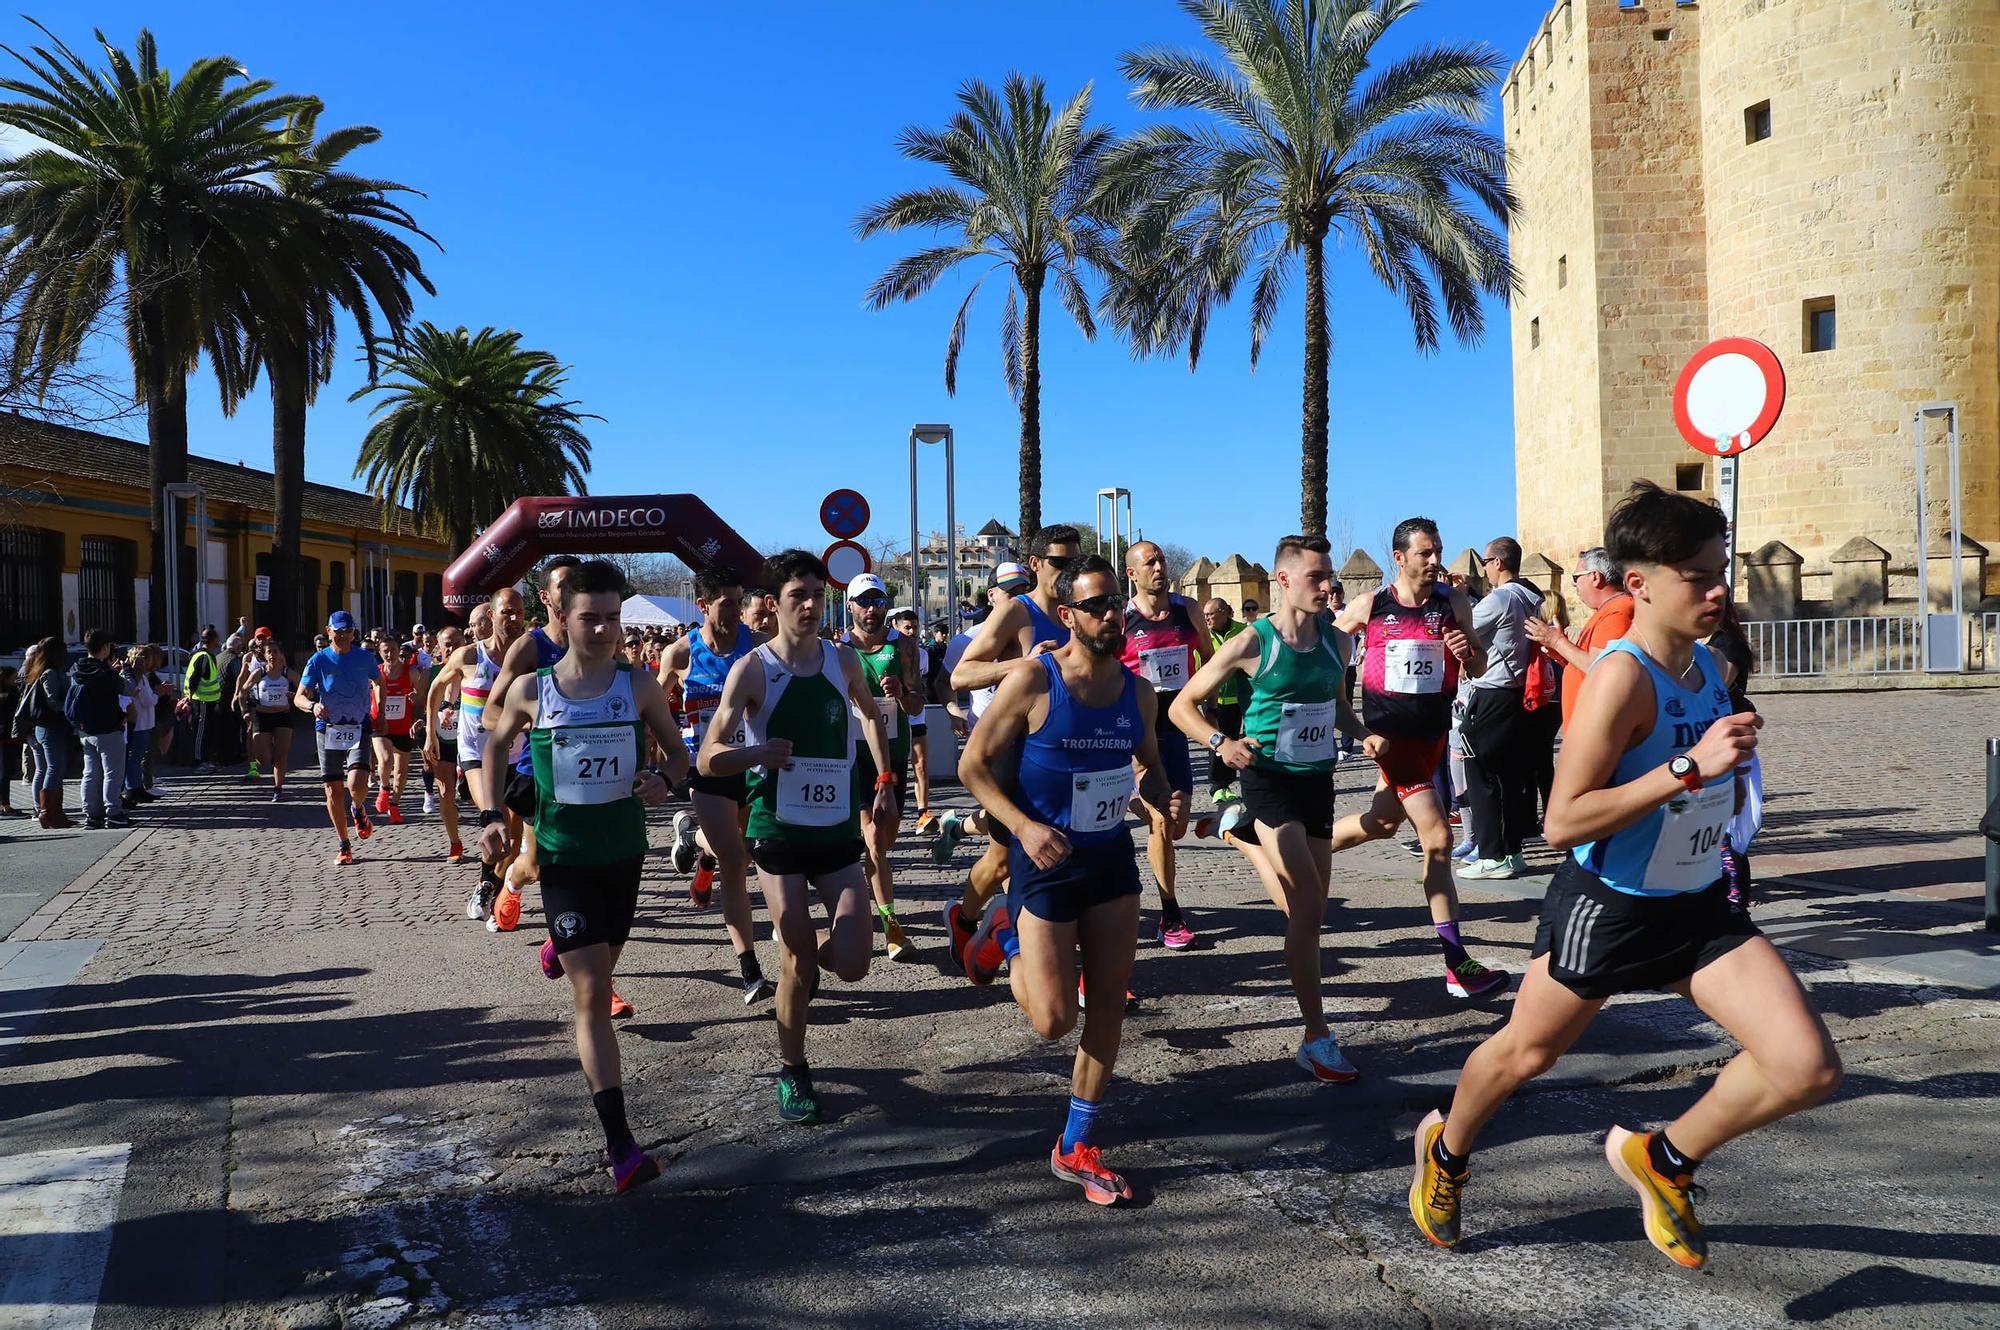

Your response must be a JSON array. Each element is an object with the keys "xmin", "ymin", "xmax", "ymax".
[
  {"xmin": 941, "ymin": 524, "xmax": 1081, "ymax": 975},
  {"xmin": 1410, "ymin": 482, "xmax": 1838, "ymax": 1270},
  {"xmin": 959, "ymin": 555, "xmax": 1173, "ymax": 1206}
]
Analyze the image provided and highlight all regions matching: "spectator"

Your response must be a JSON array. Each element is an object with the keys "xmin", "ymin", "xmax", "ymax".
[
  {"xmin": 0, "ymin": 664, "xmax": 22, "ymax": 817},
  {"xmin": 19, "ymin": 635, "xmax": 72, "ymax": 828},
  {"xmin": 1459, "ymin": 536, "xmax": 1545, "ymax": 878},
  {"xmin": 183, "ymin": 626, "xmax": 226, "ymax": 770},
  {"xmin": 69, "ymin": 628, "xmax": 134, "ymax": 829},
  {"xmin": 1525, "ymin": 546, "xmax": 1635, "ymax": 730},
  {"xmin": 122, "ymin": 645, "xmax": 163, "ymax": 808}
]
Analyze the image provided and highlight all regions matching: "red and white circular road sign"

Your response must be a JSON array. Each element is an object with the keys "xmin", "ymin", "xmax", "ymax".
[
  {"xmin": 1673, "ymin": 337, "xmax": 1785, "ymax": 457},
  {"xmin": 821, "ymin": 540, "xmax": 871, "ymax": 590}
]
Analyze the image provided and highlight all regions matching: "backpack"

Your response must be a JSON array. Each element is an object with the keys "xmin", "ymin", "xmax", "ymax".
[{"xmin": 1522, "ymin": 641, "xmax": 1558, "ymax": 712}]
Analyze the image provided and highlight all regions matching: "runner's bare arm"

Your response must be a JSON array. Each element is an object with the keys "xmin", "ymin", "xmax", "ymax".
[
  {"xmin": 1168, "ymin": 625, "xmax": 1260, "ymax": 747},
  {"xmin": 949, "ymin": 599, "xmax": 1032, "ymax": 691},
  {"xmin": 1446, "ymin": 585, "xmax": 1488, "ymax": 677},
  {"xmin": 630, "ymin": 667, "xmax": 690, "ymax": 786},
  {"xmin": 697, "ymin": 654, "xmax": 769, "ymax": 779},
  {"xmin": 1130, "ymin": 677, "xmax": 1175, "ymax": 815},
  {"xmin": 484, "ymin": 633, "xmax": 542, "ymax": 729},
  {"xmin": 1542, "ymin": 651, "xmax": 1761, "ymax": 849},
  {"xmin": 654, "ymin": 635, "xmax": 691, "ymax": 693},
  {"xmin": 893, "ymin": 636, "xmax": 925, "ymax": 716},
  {"xmin": 1332, "ymin": 596, "xmax": 1372, "ymax": 636},
  {"xmin": 477, "ymin": 683, "xmax": 537, "ymax": 815},
  {"xmin": 958, "ymin": 660, "xmax": 1052, "ymax": 843}
]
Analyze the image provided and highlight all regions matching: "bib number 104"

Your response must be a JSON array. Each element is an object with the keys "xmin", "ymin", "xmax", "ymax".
[{"xmin": 1687, "ymin": 823, "xmax": 1723, "ymax": 857}]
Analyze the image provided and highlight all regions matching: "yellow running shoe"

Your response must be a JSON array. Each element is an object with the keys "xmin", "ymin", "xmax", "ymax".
[
  {"xmin": 1409, "ymin": 1109, "xmax": 1465, "ymax": 1248},
  {"xmin": 1605, "ymin": 1126, "xmax": 1707, "ymax": 1269},
  {"xmin": 881, "ymin": 908, "xmax": 914, "ymax": 961}
]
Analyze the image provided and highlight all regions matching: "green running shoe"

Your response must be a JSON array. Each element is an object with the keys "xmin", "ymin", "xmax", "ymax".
[{"xmin": 776, "ymin": 1065, "xmax": 819, "ymax": 1125}]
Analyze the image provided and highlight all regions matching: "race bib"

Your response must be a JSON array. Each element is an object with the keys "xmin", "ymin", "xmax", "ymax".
[
  {"xmin": 1383, "ymin": 639, "xmax": 1445, "ymax": 694},
  {"xmin": 436, "ymin": 713, "xmax": 459, "ymax": 740},
  {"xmin": 1136, "ymin": 645, "xmax": 1189, "ymax": 690},
  {"xmin": 325, "ymin": 722, "xmax": 362, "ymax": 750},
  {"xmin": 1275, "ymin": 701, "xmax": 1338, "ymax": 765},
  {"xmin": 382, "ymin": 694, "xmax": 408, "ymax": 722},
  {"xmin": 256, "ymin": 677, "xmax": 288, "ymax": 707},
  {"xmin": 1643, "ymin": 779, "xmax": 1734, "ymax": 893},
  {"xmin": 552, "ymin": 727, "xmax": 637, "ymax": 805},
  {"xmin": 776, "ymin": 755, "xmax": 851, "ymax": 827},
  {"xmin": 682, "ymin": 705, "xmax": 744, "ymax": 749},
  {"xmin": 1068, "ymin": 765, "xmax": 1134, "ymax": 834},
  {"xmin": 874, "ymin": 695, "xmax": 901, "ymax": 730}
]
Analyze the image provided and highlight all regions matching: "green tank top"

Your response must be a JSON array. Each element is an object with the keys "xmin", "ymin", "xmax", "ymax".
[
  {"xmin": 744, "ymin": 640, "xmax": 861, "ymax": 843},
  {"xmin": 528, "ymin": 663, "xmax": 647, "ymax": 865},
  {"xmin": 1242, "ymin": 617, "xmax": 1344, "ymax": 774},
  {"xmin": 848, "ymin": 632, "xmax": 910, "ymax": 762}
]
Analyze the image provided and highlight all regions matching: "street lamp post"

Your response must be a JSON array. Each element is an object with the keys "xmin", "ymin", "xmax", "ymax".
[
  {"xmin": 910, "ymin": 424, "xmax": 955, "ymax": 623},
  {"xmin": 1097, "ymin": 486, "xmax": 1133, "ymax": 589}
]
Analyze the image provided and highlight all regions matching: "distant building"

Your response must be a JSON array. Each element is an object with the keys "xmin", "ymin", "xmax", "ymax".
[
  {"xmin": 880, "ymin": 518, "xmax": 1019, "ymax": 620},
  {"xmin": 0, "ymin": 413, "xmax": 453, "ymax": 650}
]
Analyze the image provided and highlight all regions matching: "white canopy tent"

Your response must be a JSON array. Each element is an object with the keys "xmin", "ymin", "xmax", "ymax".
[{"xmin": 621, "ymin": 593, "xmax": 699, "ymax": 628}]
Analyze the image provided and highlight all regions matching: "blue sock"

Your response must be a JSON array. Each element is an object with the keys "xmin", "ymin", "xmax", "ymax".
[
  {"xmin": 1435, "ymin": 920, "xmax": 1469, "ymax": 969},
  {"xmin": 1061, "ymin": 1094, "xmax": 1102, "ymax": 1153},
  {"xmin": 998, "ymin": 921, "xmax": 1020, "ymax": 961}
]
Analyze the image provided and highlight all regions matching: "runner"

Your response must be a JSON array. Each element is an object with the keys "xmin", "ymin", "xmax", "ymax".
[
  {"xmin": 1328, "ymin": 518, "xmax": 1510, "ymax": 999},
  {"xmin": 940, "ymin": 531, "xmax": 1080, "ymax": 970},
  {"xmin": 697, "ymin": 549, "xmax": 900, "ymax": 1125},
  {"xmin": 1408, "ymin": 481, "xmax": 1836, "ymax": 1268},
  {"xmin": 486, "ymin": 558, "xmax": 582, "ymax": 930},
  {"xmin": 235, "ymin": 635, "xmax": 294, "ymax": 802},
  {"xmin": 434, "ymin": 588, "xmax": 525, "ymax": 920},
  {"xmin": 370, "ymin": 641, "xmax": 422, "ymax": 824},
  {"xmin": 1118, "ymin": 541, "xmax": 1208, "ymax": 949},
  {"xmin": 958, "ymin": 554, "xmax": 1169, "ymax": 1206},
  {"xmin": 890, "ymin": 606, "xmax": 933, "ymax": 821},
  {"xmin": 1170, "ymin": 535, "xmax": 1371, "ymax": 1081},
  {"xmin": 742, "ymin": 583, "xmax": 778, "ymax": 637},
  {"xmin": 840, "ymin": 572, "xmax": 923, "ymax": 960},
  {"xmin": 1201, "ymin": 598, "xmax": 1248, "ymax": 813},
  {"xmin": 422, "ymin": 625, "xmax": 468, "ymax": 864},
  {"xmin": 655, "ymin": 567, "xmax": 774, "ymax": 1004},
  {"xmin": 294, "ymin": 610, "xmax": 382, "ymax": 866},
  {"xmin": 476, "ymin": 558, "xmax": 691, "ymax": 1194}
]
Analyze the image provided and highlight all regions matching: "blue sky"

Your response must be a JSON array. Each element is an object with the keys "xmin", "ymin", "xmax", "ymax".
[{"xmin": 47, "ymin": 0, "xmax": 1556, "ymax": 567}]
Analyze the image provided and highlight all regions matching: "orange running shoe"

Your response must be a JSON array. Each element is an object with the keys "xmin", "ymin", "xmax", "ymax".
[
  {"xmin": 446, "ymin": 841, "xmax": 465, "ymax": 864},
  {"xmin": 352, "ymin": 811, "xmax": 373, "ymax": 841},
  {"xmin": 374, "ymin": 790, "xmax": 390, "ymax": 814},
  {"xmin": 336, "ymin": 844, "xmax": 353, "ymax": 867},
  {"xmin": 489, "ymin": 885, "xmax": 522, "ymax": 933},
  {"xmin": 387, "ymin": 805, "xmax": 405, "ymax": 825},
  {"xmin": 609, "ymin": 990, "xmax": 635, "ymax": 1019},
  {"xmin": 1050, "ymin": 1139, "xmax": 1134, "ymax": 1206},
  {"xmin": 690, "ymin": 856, "xmax": 715, "ymax": 908}
]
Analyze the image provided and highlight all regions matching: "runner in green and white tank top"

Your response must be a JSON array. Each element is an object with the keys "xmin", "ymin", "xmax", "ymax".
[
  {"xmin": 840, "ymin": 573, "xmax": 924, "ymax": 960},
  {"xmin": 1242, "ymin": 615, "xmax": 1347, "ymax": 774},
  {"xmin": 528, "ymin": 663, "xmax": 648, "ymax": 865},
  {"xmin": 851, "ymin": 636, "xmax": 911, "ymax": 767},
  {"xmin": 744, "ymin": 638, "xmax": 862, "ymax": 845}
]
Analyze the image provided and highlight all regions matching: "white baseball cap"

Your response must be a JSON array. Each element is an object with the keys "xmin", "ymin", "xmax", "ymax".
[{"xmin": 847, "ymin": 572, "xmax": 888, "ymax": 600}]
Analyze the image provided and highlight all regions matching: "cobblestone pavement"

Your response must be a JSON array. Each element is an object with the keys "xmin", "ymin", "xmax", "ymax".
[{"xmin": 4, "ymin": 691, "xmax": 1998, "ymax": 1329}]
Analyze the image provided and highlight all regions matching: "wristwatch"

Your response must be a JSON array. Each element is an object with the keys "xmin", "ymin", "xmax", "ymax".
[
  {"xmin": 1206, "ymin": 731, "xmax": 1226, "ymax": 750},
  {"xmin": 1667, "ymin": 755, "xmax": 1703, "ymax": 793}
]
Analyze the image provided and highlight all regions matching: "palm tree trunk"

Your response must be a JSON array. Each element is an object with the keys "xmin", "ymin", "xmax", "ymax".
[
  {"xmin": 1300, "ymin": 235, "xmax": 1330, "ymax": 539},
  {"xmin": 139, "ymin": 309, "xmax": 190, "ymax": 644},
  {"xmin": 270, "ymin": 358, "xmax": 308, "ymax": 654},
  {"xmin": 1017, "ymin": 274, "xmax": 1044, "ymax": 539}
]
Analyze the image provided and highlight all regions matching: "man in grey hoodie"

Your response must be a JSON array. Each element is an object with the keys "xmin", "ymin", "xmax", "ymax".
[{"xmin": 1459, "ymin": 538, "xmax": 1546, "ymax": 878}]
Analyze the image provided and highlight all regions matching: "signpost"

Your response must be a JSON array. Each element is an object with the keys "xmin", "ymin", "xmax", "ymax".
[
  {"xmin": 1672, "ymin": 337, "xmax": 1786, "ymax": 590},
  {"xmin": 820, "ymin": 488, "xmax": 870, "ymax": 541},
  {"xmin": 821, "ymin": 539, "xmax": 871, "ymax": 590}
]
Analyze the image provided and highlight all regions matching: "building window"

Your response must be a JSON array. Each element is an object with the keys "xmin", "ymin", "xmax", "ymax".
[
  {"xmin": 1653, "ymin": 27, "xmax": 1671, "ymax": 41},
  {"xmin": 1530, "ymin": 317, "xmax": 1541, "ymax": 349},
  {"xmin": 1804, "ymin": 297, "xmax": 1837, "ymax": 352},
  {"xmin": 0, "ymin": 527, "xmax": 61, "ymax": 649},
  {"xmin": 1557, "ymin": 255, "xmax": 1568, "ymax": 288},
  {"xmin": 79, "ymin": 535, "xmax": 137, "ymax": 642},
  {"xmin": 393, "ymin": 570, "xmax": 419, "ymax": 632},
  {"xmin": 327, "ymin": 558, "xmax": 346, "ymax": 620},
  {"xmin": 1675, "ymin": 462, "xmax": 1705, "ymax": 492},
  {"xmin": 422, "ymin": 573, "xmax": 444, "ymax": 627},
  {"xmin": 1745, "ymin": 101, "xmax": 1772, "ymax": 143}
]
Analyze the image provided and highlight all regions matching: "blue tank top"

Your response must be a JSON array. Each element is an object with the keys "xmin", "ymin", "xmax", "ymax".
[
  {"xmin": 1574, "ymin": 640, "xmax": 1737, "ymax": 897},
  {"xmin": 515, "ymin": 627, "xmax": 570, "ymax": 772},
  {"xmin": 682, "ymin": 622, "xmax": 754, "ymax": 757},
  {"xmin": 1012, "ymin": 655, "xmax": 1141, "ymax": 847},
  {"xmin": 1023, "ymin": 595, "xmax": 1070, "ymax": 650}
]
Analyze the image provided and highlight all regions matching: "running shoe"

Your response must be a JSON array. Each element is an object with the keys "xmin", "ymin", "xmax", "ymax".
[
  {"xmin": 374, "ymin": 790, "xmax": 391, "ymax": 815},
  {"xmin": 1076, "ymin": 975, "xmax": 1136, "ymax": 1010},
  {"xmin": 670, "ymin": 811, "xmax": 699, "ymax": 874},
  {"xmin": 607, "ymin": 1140, "xmax": 661, "ymax": 1195},
  {"xmin": 387, "ymin": 805, "xmax": 405, "ymax": 825},
  {"xmin": 1452, "ymin": 838, "xmax": 1478, "ymax": 862},
  {"xmin": 1503, "ymin": 852, "xmax": 1529, "ymax": 875},
  {"xmin": 914, "ymin": 809, "xmax": 940, "ymax": 838},
  {"xmin": 423, "ymin": 791, "xmax": 438, "ymax": 814},
  {"xmin": 1295, "ymin": 1031, "xmax": 1360, "ymax": 1083},
  {"xmin": 690, "ymin": 855, "xmax": 715, "ymax": 908},
  {"xmin": 963, "ymin": 903, "xmax": 1011, "ymax": 985},
  {"xmin": 881, "ymin": 909, "xmax": 914, "ymax": 961},
  {"xmin": 1457, "ymin": 856, "xmax": 1517, "ymax": 880},
  {"xmin": 1445, "ymin": 957, "xmax": 1510, "ymax": 999},
  {"xmin": 336, "ymin": 844, "xmax": 353, "ymax": 867},
  {"xmin": 447, "ymin": 841, "xmax": 465, "ymax": 864},
  {"xmin": 466, "ymin": 888, "xmax": 488, "ymax": 921},
  {"xmin": 269, "ymin": 789, "xmax": 282, "ymax": 804},
  {"xmin": 1409, "ymin": 1109, "xmax": 1464, "ymax": 1248},
  {"xmin": 352, "ymin": 810, "xmax": 373, "ymax": 841},
  {"xmin": 609, "ymin": 990, "xmax": 635, "ymax": 1020},
  {"xmin": 1158, "ymin": 916, "xmax": 1196, "ymax": 950},
  {"xmin": 943, "ymin": 900, "xmax": 975, "ymax": 969},
  {"xmin": 488, "ymin": 886, "xmax": 522, "ymax": 933},
  {"xmin": 1605, "ymin": 1126, "xmax": 1707, "ymax": 1269},
  {"xmin": 1218, "ymin": 800, "xmax": 1250, "ymax": 839},
  {"xmin": 930, "ymin": 810, "xmax": 964, "ymax": 865},
  {"xmin": 742, "ymin": 975, "xmax": 776, "ymax": 1005},
  {"xmin": 1447, "ymin": 810, "xmax": 1462, "ymax": 828},
  {"xmin": 248, "ymin": 760, "xmax": 261, "ymax": 781},
  {"xmin": 539, "ymin": 938, "xmax": 564, "ymax": 980},
  {"xmin": 1212, "ymin": 787, "xmax": 1241, "ymax": 807},
  {"xmin": 1050, "ymin": 1139, "xmax": 1134, "ymax": 1206},
  {"xmin": 775, "ymin": 1065, "xmax": 819, "ymax": 1124}
]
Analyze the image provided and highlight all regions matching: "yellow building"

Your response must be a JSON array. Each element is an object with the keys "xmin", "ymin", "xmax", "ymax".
[
  {"xmin": 0, "ymin": 412, "xmax": 452, "ymax": 651},
  {"xmin": 1506, "ymin": 0, "xmax": 2000, "ymax": 615}
]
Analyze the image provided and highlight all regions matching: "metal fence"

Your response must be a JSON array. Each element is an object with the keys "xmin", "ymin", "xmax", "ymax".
[{"xmin": 1744, "ymin": 616, "xmax": 1921, "ymax": 677}]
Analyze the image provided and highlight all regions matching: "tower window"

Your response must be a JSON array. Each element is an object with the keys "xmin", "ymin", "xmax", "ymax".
[
  {"xmin": 1804, "ymin": 297, "xmax": 1836, "ymax": 352},
  {"xmin": 1558, "ymin": 255, "xmax": 1568, "ymax": 288},
  {"xmin": 1676, "ymin": 463, "xmax": 1705, "ymax": 492},
  {"xmin": 1745, "ymin": 101, "xmax": 1772, "ymax": 143},
  {"xmin": 1530, "ymin": 318, "xmax": 1541, "ymax": 349},
  {"xmin": 1653, "ymin": 28, "xmax": 1671, "ymax": 41}
]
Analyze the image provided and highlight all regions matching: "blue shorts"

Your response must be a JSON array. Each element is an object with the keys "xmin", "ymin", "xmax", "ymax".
[
  {"xmin": 1151, "ymin": 690, "xmax": 1194, "ymax": 796},
  {"xmin": 1007, "ymin": 828, "xmax": 1142, "ymax": 924}
]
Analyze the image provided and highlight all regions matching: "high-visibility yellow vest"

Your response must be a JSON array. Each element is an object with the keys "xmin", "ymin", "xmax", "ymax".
[{"xmin": 184, "ymin": 649, "xmax": 222, "ymax": 703}]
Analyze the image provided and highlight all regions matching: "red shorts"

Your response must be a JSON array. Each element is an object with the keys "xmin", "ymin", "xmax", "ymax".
[{"xmin": 1373, "ymin": 734, "xmax": 1447, "ymax": 801}]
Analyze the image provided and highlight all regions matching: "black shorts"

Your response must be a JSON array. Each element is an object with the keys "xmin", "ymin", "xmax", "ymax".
[
  {"xmin": 1533, "ymin": 858, "xmax": 1760, "ymax": 1000},
  {"xmin": 1007, "ymin": 828, "xmax": 1143, "ymax": 924},
  {"xmin": 435, "ymin": 737, "xmax": 459, "ymax": 766},
  {"xmin": 504, "ymin": 768, "xmax": 538, "ymax": 818},
  {"xmin": 856, "ymin": 747, "xmax": 908, "ymax": 819},
  {"xmin": 748, "ymin": 837, "xmax": 864, "ymax": 879},
  {"xmin": 542, "ymin": 854, "xmax": 645, "ymax": 954},
  {"xmin": 690, "ymin": 770, "xmax": 749, "ymax": 805},
  {"xmin": 1240, "ymin": 764, "xmax": 1336, "ymax": 840},
  {"xmin": 377, "ymin": 731, "xmax": 415, "ymax": 753},
  {"xmin": 252, "ymin": 710, "xmax": 292, "ymax": 734},
  {"xmin": 911, "ymin": 720, "xmax": 929, "ymax": 738}
]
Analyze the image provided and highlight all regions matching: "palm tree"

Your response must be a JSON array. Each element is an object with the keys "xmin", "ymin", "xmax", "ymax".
[
  {"xmin": 0, "ymin": 24, "xmax": 312, "ymax": 638},
  {"xmin": 1103, "ymin": 0, "xmax": 1515, "ymax": 536},
  {"xmin": 351, "ymin": 324, "xmax": 594, "ymax": 553},
  {"xmin": 252, "ymin": 106, "xmax": 436, "ymax": 648},
  {"xmin": 856, "ymin": 73, "xmax": 1118, "ymax": 537}
]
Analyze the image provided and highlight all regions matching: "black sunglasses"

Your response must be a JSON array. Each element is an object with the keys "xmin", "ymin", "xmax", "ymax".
[
  {"xmin": 1062, "ymin": 593, "xmax": 1128, "ymax": 617},
  {"xmin": 851, "ymin": 593, "xmax": 888, "ymax": 607}
]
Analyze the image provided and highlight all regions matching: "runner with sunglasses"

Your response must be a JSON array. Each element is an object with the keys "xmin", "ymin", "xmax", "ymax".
[
  {"xmin": 841, "ymin": 572, "xmax": 924, "ymax": 961},
  {"xmin": 958, "ymin": 555, "xmax": 1171, "ymax": 1206}
]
